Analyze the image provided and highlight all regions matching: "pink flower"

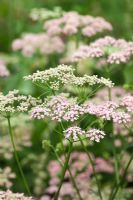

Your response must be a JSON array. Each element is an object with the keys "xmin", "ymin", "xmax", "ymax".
[
  {"xmin": 107, "ymin": 51, "xmax": 130, "ymax": 64},
  {"xmin": 64, "ymin": 126, "xmax": 85, "ymax": 140},
  {"xmin": 63, "ymin": 24, "xmax": 77, "ymax": 35},
  {"xmin": 73, "ymin": 36, "xmax": 133, "ymax": 64},
  {"xmin": 43, "ymin": 12, "xmax": 112, "ymax": 37},
  {"xmin": 112, "ymin": 111, "xmax": 131, "ymax": 124},
  {"xmin": 86, "ymin": 128, "xmax": 106, "ymax": 142},
  {"xmin": 82, "ymin": 26, "xmax": 96, "ymax": 37},
  {"xmin": 121, "ymin": 95, "xmax": 133, "ymax": 113}
]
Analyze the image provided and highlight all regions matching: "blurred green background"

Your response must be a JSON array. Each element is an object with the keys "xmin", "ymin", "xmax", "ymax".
[{"xmin": 0, "ymin": 0, "xmax": 133, "ymax": 52}]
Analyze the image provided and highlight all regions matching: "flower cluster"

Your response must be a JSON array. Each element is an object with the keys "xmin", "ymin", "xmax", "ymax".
[
  {"xmin": 40, "ymin": 152, "xmax": 113, "ymax": 200},
  {"xmin": 64, "ymin": 126, "xmax": 106, "ymax": 142},
  {"xmin": 0, "ymin": 60, "xmax": 10, "ymax": 77},
  {"xmin": 121, "ymin": 95, "xmax": 133, "ymax": 113},
  {"xmin": 0, "ymin": 190, "xmax": 33, "ymax": 200},
  {"xmin": 44, "ymin": 11, "xmax": 112, "ymax": 37},
  {"xmin": 24, "ymin": 64, "xmax": 74, "ymax": 90},
  {"xmin": 72, "ymin": 36, "xmax": 133, "ymax": 64},
  {"xmin": 31, "ymin": 94, "xmax": 84, "ymax": 122},
  {"xmin": 12, "ymin": 33, "xmax": 65, "ymax": 57},
  {"xmin": 31, "ymin": 92, "xmax": 133, "ymax": 127},
  {"xmin": 83, "ymin": 99, "xmax": 132, "ymax": 124},
  {"xmin": 64, "ymin": 126, "xmax": 86, "ymax": 140},
  {"xmin": 24, "ymin": 64, "xmax": 114, "ymax": 90},
  {"xmin": 91, "ymin": 89, "xmax": 133, "ymax": 136},
  {"xmin": 86, "ymin": 128, "xmax": 106, "ymax": 142},
  {"xmin": 0, "ymin": 167, "xmax": 16, "ymax": 188},
  {"xmin": 0, "ymin": 90, "xmax": 39, "ymax": 116},
  {"xmin": 72, "ymin": 45, "xmax": 104, "ymax": 62}
]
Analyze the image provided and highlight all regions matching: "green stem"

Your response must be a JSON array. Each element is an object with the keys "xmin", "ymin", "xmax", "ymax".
[
  {"xmin": 79, "ymin": 137, "xmax": 103, "ymax": 200},
  {"xmin": 108, "ymin": 124, "xmax": 120, "ymax": 200},
  {"xmin": 110, "ymin": 153, "xmax": 133, "ymax": 200},
  {"xmin": 52, "ymin": 143, "xmax": 83, "ymax": 200},
  {"xmin": 54, "ymin": 141, "xmax": 73, "ymax": 200},
  {"xmin": 112, "ymin": 138, "xmax": 120, "ymax": 184},
  {"xmin": 108, "ymin": 146, "xmax": 120, "ymax": 200},
  {"xmin": 68, "ymin": 167, "xmax": 83, "ymax": 200},
  {"xmin": 59, "ymin": 123, "xmax": 83, "ymax": 200},
  {"xmin": 107, "ymin": 81, "xmax": 120, "ymax": 198},
  {"xmin": 105, "ymin": 63, "xmax": 112, "ymax": 101},
  {"xmin": 7, "ymin": 117, "xmax": 31, "ymax": 195},
  {"xmin": 108, "ymin": 87, "xmax": 112, "ymax": 101}
]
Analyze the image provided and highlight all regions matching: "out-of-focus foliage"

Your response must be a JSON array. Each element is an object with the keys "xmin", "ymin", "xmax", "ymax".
[{"xmin": 0, "ymin": 0, "xmax": 133, "ymax": 52}]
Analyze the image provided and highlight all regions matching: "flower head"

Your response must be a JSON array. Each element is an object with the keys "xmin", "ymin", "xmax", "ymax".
[
  {"xmin": 12, "ymin": 33, "xmax": 65, "ymax": 57},
  {"xmin": 121, "ymin": 95, "xmax": 133, "ymax": 113},
  {"xmin": 24, "ymin": 64, "xmax": 114, "ymax": 90},
  {"xmin": 83, "ymin": 100, "xmax": 131, "ymax": 124},
  {"xmin": 0, "ymin": 90, "xmax": 39, "ymax": 117},
  {"xmin": 72, "ymin": 36, "xmax": 133, "ymax": 64},
  {"xmin": 44, "ymin": 12, "xmax": 112, "ymax": 37},
  {"xmin": 64, "ymin": 126, "xmax": 85, "ymax": 140},
  {"xmin": 86, "ymin": 128, "xmax": 106, "ymax": 142},
  {"xmin": 31, "ymin": 94, "xmax": 83, "ymax": 122}
]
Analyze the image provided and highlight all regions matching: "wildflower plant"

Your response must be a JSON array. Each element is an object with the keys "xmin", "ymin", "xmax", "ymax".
[
  {"xmin": 0, "ymin": 90, "xmax": 39, "ymax": 195},
  {"xmin": 1, "ymin": 7, "xmax": 133, "ymax": 200},
  {"xmin": 23, "ymin": 57, "xmax": 133, "ymax": 200},
  {"xmin": 22, "ymin": 59, "xmax": 132, "ymax": 200}
]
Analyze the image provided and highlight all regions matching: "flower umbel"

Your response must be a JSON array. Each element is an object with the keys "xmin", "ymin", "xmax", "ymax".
[
  {"xmin": 0, "ymin": 90, "xmax": 39, "ymax": 117},
  {"xmin": 24, "ymin": 64, "xmax": 114, "ymax": 91},
  {"xmin": 64, "ymin": 126, "xmax": 85, "ymax": 141},
  {"xmin": 86, "ymin": 128, "xmax": 106, "ymax": 142}
]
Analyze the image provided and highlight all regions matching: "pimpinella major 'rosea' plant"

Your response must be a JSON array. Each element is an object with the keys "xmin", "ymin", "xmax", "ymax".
[
  {"xmin": 3, "ymin": 7, "xmax": 133, "ymax": 199},
  {"xmin": 24, "ymin": 63, "xmax": 133, "ymax": 200}
]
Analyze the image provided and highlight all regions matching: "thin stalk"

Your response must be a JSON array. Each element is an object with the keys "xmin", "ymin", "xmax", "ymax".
[
  {"xmin": 51, "ymin": 146, "xmax": 63, "ymax": 167},
  {"xmin": 60, "ymin": 140, "xmax": 83, "ymax": 199},
  {"xmin": 108, "ymin": 125, "xmax": 132, "ymax": 200},
  {"xmin": 112, "ymin": 137, "xmax": 120, "ymax": 184},
  {"xmin": 110, "ymin": 153, "xmax": 133, "ymax": 200},
  {"xmin": 58, "ymin": 124, "xmax": 84, "ymax": 200},
  {"xmin": 78, "ymin": 137, "xmax": 103, "ymax": 200},
  {"xmin": 106, "ymin": 75, "xmax": 120, "ymax": 198},
  {"xmin": 68, "ymin": 167, "xmax": 83, "ymax": 200},
  {"xmin": 105, "ymin": 63, "xmax": 112, "ymax": 101},
  {"xmin": 7, "ymin": 117, "xmax": 31, "ymax": 195},
  {"xmin": 54, "ymin": 141, "xmax": 73, "ymax": 200},
  {"xmin": 52, "ymin": 143, "xmax": 83, "ymax": 200},
  {"xmin": 108, "ymin": 87, "xmax": 111, "ymax": 101},
  {"xmin": 108, "ymin": 143, "xmax": 120, "ymax": 200},
  {"xmin": 109, "ymin": 122, "xmax": 120, "ymax": 187}
]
